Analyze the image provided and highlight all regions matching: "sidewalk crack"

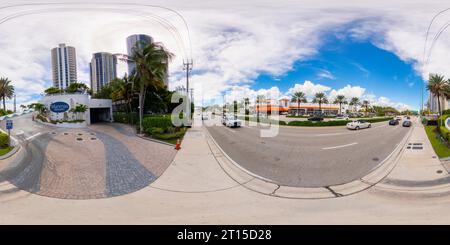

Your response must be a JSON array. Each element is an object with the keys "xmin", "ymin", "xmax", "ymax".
[{"xmin": 324, "ymin": 186, "xmax": 343, "ymax": 197}]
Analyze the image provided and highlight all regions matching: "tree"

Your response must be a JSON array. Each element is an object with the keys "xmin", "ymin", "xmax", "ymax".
[
  {"xmin": 333, "ymin": 95, "xmax": 347, "ymax": 115},
  {"xmin": 65, "ymin": 82, "xmax": 90, "ymax": 94},
  {"xmin": 126, "ymin": 42, "xmax": 174, "ymax": 133},
  {"xmin": 244, "ymin": 97, "xmax": 250, "ymax": 116},
  {"xmin": 70, "ymin": 104, "xmax": 88, "ymax": 120},
  {"xmin": 349, "ymin": 97, "xmax": 360, "ymax": 113},
  {"xmin": 312, "ymin": 92, "xmax": 328, "ymax": 114},
  {"xmin": 30, "ymin": 103, "xmax": 46, "ymax": 114},
  {"xmin": 44, "ymin": 87, "xmax": 62, "ymax": 95},
  {"xmin": 0, "ymin": 77, "xmax": 14, "ymax": 111},
  {"xmin": 427, "ymin": 74, "xmax": 449, "ymax": 126},
  {"xmin": 291, "ymin": 91, "xmax": 307, "ymax": 116},
  {"xmin": 362, "ymin": 100, "xmax": 370, "ymax": 116}
]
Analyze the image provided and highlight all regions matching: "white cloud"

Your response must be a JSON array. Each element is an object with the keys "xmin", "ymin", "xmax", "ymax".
[
  {"xmin": 287, "ymin": 80, "xmax": 331, "ymax": 98},
  {"xmin": 0, "ymin": 0, "xmax": 444, "ymax": 111},
  {"xmin": 317, "ymin": 69, "xmax": 336, "ymax": 80},
  {"xmin": 329, "ymin": 85, "xmax": 366, "ymax": 101}
]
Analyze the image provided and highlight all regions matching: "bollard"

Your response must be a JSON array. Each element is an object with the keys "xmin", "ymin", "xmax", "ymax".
[{"xmin": 175, "ymin": 139, "xmax": 181, "ymax": 150}]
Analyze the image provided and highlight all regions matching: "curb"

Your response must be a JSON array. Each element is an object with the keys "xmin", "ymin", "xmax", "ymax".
[
  {"xmin": 204, "ymin": 125, "xmax": 413, "ymax": 199},
  {"xmin": 136, "ymin": 134, "xmax": 176, "ymax": 147},
  {"xmin": 0, "ymin": 128, "xmax": 21, "ymax": 160}
]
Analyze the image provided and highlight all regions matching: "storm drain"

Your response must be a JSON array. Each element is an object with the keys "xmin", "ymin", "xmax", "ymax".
[
  {"xmin": 407, "ymin": 142, "xmax": 423, "ymax": 150},
  {"xmin": 76, "ymin": 138, "xmax": 83, "ymax": 141},
  {"xmin": 437, "ymin": 170, "xmax": 443, "ymax": 174},
  {"xmin": 91, "ymin": 138, "xmax": 97, "ymax": 140},
  {"xmin": 64, "ymin": 133, "xmax": 69, "ymax": 135}
]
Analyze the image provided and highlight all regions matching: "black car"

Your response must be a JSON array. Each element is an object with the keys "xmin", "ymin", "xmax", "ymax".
[
  {"xmin": 402, "ymin": 120, "xmax": 412, "ymax": 127},
  {"xmin": 308, "ymin": 116, "xmax": 324, "ymax": 122},
  {"xmin": 389, "ymin": 119, "xmax": 399, "ymax": 125}
]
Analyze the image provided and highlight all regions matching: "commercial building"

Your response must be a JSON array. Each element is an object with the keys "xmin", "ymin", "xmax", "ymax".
[
  {"xmin": 51, "ymin": 44, "xmax": 77, "ymax": 89},
  {"xmin": 126, "ymin": 34, "xmax": 153, "ymax": 75},
  {"xmin": 90, "ymin": 52, "xmax": 117, "ymax": 95},
  {"xmin": 428, "ymin": 92, "xmax": 448, "ymax": 113},
  {"xmin": 255, "ymin": 98, "xmax": 346, "ymax": 115}
]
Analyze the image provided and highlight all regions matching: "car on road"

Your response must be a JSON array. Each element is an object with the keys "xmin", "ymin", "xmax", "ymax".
[
  {"xmin": 202, "ymin": 113, "xmax": 209, "ymax": 120},
  {"xmin": 395, "ymin": 116, "xmax": 402, "ymax": 121},
  {"xmin": 402, "ymin": 120, "xmax": 412, "ymax": 127},
  {"xmin": 307, "ymin": 116, "xmax": 324, "ymax": 122},
  {"xmin": 222, "ymin": 115, "xmax": 242, "ymax": 128},
  {"xmin": 389, "ymin": 119, "xmax": 399, "ymax": 125},
  {"xmin": 335, "ymin": 114, "xmax": 349, "ymax": 120},
  {"xmin": 346, "ymin": 120, "xmax": 371, "ymax": 130}
]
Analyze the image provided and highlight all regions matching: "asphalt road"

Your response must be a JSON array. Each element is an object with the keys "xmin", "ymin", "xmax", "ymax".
[{"xmin": 206, "ymin": 119, "xmax": 411, "ymax": 187}]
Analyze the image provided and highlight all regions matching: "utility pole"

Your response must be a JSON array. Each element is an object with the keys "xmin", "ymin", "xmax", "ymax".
[
  {"xmin": 13, "ymin": 93, "xmax": 16, "ymax": 112},
  {"xmin": 183, "ymin": 59, "xmax": 193, "ymax": 123}
]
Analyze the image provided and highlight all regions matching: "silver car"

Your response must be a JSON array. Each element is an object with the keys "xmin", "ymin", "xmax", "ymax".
[{"xmin": 346, "ymin": 120, "xmax": 371, "ymax": 130}]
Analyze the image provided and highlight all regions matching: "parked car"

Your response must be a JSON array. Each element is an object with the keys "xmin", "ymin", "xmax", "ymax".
[
  {"xmin": 395, "ymin": 116, "xmax": 402, "ymax": 121},
  {"xmin": 307, "ymin": 116, "xmax": 324, "ymax": 122},
  {"xmin": 389, "ymin": 119, "xmax": 399, "ymax": 125},
  {"xmin": 346, "ymin": 120, "xmax": 371, "ymax": 130},
  {"xmin": 222, "ymin": 115, "xmax": 242, "ymax": 128},
  {"xmin": 202, "ymin": 113, "xmax": 209, "ymax": 120},
  {"xmin": 402, "ymin": 120, "xmax": 412, "ymax": 127}
]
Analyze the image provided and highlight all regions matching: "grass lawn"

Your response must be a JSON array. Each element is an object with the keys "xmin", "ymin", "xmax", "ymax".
[
  {"xmin": 0, "ymin": 146, "xmax": 13, "ymax": 156},
  {"xmin": 424, "ymin": 125, "xmax": 450, "ymax": 158}
]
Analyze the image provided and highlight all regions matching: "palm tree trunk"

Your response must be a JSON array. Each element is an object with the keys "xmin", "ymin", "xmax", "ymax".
[
  {"xmin": 139, "ymin": 85, "xmax": 145, "ymax": 134},
  {"xmin": 339, "ymin": 103, "xmax": 342, "ymax": 114},
  {"xmin": 297, "ymin": 100, "xmax": 300, "ymax": 116},
  {"xmin": 2, "ymin": 97, "xmax": 5, "ymax": 111},
  {"xmin": 438, "ymin": 95, "xmax": 442, "ymax": 127}
]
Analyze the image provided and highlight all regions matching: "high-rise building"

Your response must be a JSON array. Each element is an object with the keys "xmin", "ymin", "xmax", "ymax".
[
  {"xmin": 126, "ymin": 34, "xmax": 153, "ymax": 75},
  {"xmin": 90, "ymin": 52, "xmax": 117, "ymax": 95},
  {"xmin": 51, "ymin": 44, "xmax": 77, "ymax": 89}
]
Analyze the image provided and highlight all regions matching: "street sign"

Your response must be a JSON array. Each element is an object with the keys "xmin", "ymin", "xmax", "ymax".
[{"xmin": 6, "ymin": 120, "xmax": 13, "ymax": 130}]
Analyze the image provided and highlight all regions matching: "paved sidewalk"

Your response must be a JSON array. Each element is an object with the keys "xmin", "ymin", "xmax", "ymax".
[{"xmin": 376, "ymin": 117, "xmax": 450, "ymax": 196}]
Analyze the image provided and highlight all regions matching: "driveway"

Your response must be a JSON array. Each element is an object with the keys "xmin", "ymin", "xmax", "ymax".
[{"xmin": 0, "ymin": 114, "xmax": 177, "ymax": 199}]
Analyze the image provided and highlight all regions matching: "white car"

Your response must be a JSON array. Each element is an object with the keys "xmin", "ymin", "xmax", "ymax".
[
  {"xmin": 395, "ymin": 116, "xmax": 402, "ymax": 121},
  {"xmin": 201, "ymin": 113, "xmax": 209, "ymax": 120},
  {"xmin": 222, "ymin": 115, "xmax": 242, "ymax": 128},
  {"xmin": 346, "ymin": 120, "xmax": 371, "ymax": 130},
  {"xmin": 335, "ymin": 115, "xmax": 349, "ymax": 120}
]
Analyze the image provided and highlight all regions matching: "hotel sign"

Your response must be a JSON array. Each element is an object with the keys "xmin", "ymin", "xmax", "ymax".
[{"xmin": 50, "ymin": 102, "xmax": 70, "ymax": 113}]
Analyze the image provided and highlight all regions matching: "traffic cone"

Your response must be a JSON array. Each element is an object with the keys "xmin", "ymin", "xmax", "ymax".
[{"xmin": 175, "ymin": 139, "xmax": 181, "ymax": 150}]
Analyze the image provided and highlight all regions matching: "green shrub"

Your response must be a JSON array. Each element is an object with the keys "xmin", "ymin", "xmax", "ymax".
[
  {"xmin": 0, "ymin": 132, "xmax": 9, "ymax": 148},
  {"xmin": 442, "ymin": 109, "xmax": 450, "ymax": 115},
  {"xmin": 142, "ymin": 116, "xmax": 173, "ymax": 132},
  {"xmin": 153, "ymin": 128, "xmax": 186, "ymax": 140}
]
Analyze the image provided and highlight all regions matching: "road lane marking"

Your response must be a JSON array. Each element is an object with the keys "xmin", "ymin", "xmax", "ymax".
[
  {"xmin": 315, "ymin": 133, "xmax": 346, "ymax": 137},
  {"xmin": 322, "ymin": 142, "xmax": 358, "ymax": 150},
  {"xmin": 26, "ymin": 132, "xmax": 41, "ymax": 141}
]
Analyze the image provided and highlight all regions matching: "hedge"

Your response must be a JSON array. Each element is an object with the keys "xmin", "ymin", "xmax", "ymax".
[
  {"xmin": 142, "ymin": 116, "xmax": 173, "ymax": 131},
  {"xmin": 0, "ymin": 132, "xmax": 9, "ymax": 148},
  {"xmin": 287, "ymin": 117, "xmax": 393, "ymax": 127}
]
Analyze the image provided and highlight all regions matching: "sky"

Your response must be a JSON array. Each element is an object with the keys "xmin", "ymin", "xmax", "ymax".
[{"xmin": 1, "ymin": 0, "xmax": 450, "ymax": 111}]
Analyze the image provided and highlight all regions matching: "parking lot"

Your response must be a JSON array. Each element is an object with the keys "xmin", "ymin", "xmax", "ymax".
[{"xmin": 206, "ymin": 119, "xmax": 411, "ymax": 187}]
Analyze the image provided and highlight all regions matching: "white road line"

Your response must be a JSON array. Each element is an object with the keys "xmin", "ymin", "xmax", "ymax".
[
  {"xmin": 315, "ymin": 133, "xmax": 346, "ymax": 137},
  {"xmin": 25, "ymin": 132, "xmax": 41, "ymax": 141},
  {"xmin": 322, "ymin": 142, "xmax": 358, "ymax": 150}
]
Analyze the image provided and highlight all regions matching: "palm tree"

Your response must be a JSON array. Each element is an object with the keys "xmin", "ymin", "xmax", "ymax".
[
  {"xmin": 362, "ymin": 100, "xmax": 370, "ymax": 116},
  {"xmin": 427, "ymin": 74, "xmax": 449, "ymax": 125},
  {"xmin": 66, "ymin": 82, "xmax": 90, "ymax": 94},
  {"xmin": 127, "ymin": 42, "xmax": 174, "ymax": 133},
  {"xmin": 0, "ymin": 77, "xmax": 14, "ymax": 111},
  {"xmin": 312, "ymin": 92, "xmax": 328, "ymax": 114},
  {"xmin": 349, "ymin": 97, "xmax": 360, "ymax": 113},
  {"xmin": 244, "ymin": 97, "xmax": 250, "ymax": 117},
  {"xmin": 333, "ymin": 95, "xmax": 347, "ymax": 115},
  {"xmin": 291, "ymin": 91, "xmax": 307, "ymax": 116}
]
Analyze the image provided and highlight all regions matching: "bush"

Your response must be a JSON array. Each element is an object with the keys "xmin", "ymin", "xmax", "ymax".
[
  {"xmin": 142, "ymin": 116, "xmax": 173, "ymax": 131},
  {"xmin": 287, "ymin": 117, "xmax": 392, "ymax": 127},
  {"xmin": 153, "ymin": 128, "xmax": 186, "ymax": 140},
  {"xmin": 442, "ymin": 109, "xmax": 450, "ymax": 115},
  {"xmin": 0, "ymin": 132, "xmax": 9, "ymax": 148}
]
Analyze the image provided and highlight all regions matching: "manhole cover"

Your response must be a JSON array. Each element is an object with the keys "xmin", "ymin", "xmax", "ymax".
[
  {"xmin": 64, "ymin": 133, "xmax": 69, "ymax": 135},
  {"xmin": 91, "ymin": 138, "xmax": 97, "ymax": 140},
  {"xmin": 372, "ymin": 157, "xmax": 379, "ymax": 161},
  {"xmin": 76, "ymin": 138, "xmax": 83, "ymax": 141},
  {"xmin": 78, "ymin": 133, "xmax": 83, "ymax": 136},
  {"xmin": 437, "ymin": 170, "xmax": 443, "ymax": 174}
]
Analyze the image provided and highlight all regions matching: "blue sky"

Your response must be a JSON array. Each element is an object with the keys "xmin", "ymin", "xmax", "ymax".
[{"xmin": 252, "ymin": 29, "xmax": 423, "ymax": 111}]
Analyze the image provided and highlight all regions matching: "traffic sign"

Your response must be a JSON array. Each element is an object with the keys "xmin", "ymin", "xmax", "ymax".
[{"xmin": 6, "ymin": 120, "xmax": 13, "ymax": 130}]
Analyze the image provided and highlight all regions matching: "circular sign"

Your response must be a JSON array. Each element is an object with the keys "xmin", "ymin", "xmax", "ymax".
[
  {"xmin": 50, "ymin": 102, "xmax": 70, "ymax": 113},
  {"xmin": 445, "ymin": 117, "xmax": 450, "ymax": 131}
]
